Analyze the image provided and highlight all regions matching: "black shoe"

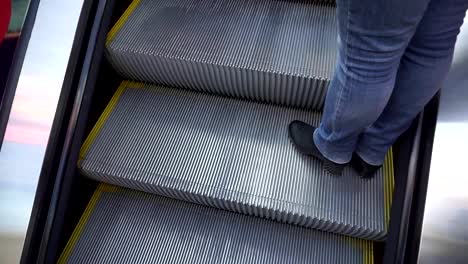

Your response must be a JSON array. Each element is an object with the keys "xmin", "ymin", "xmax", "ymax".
[
  {"xmin": 288, "ymin": 120, "xmax": 347, "ymax": 176},
  {"xmin": 350, "ymin": 153, "xmax": 382, "ymax": 179}
]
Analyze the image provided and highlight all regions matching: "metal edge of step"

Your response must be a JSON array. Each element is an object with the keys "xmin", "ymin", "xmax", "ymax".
[
  {"xmin": 58, "ymin": 183, "xmax": 374, "ymax": 264},
  {"xmin": 77, "ymin": 80, "xmax": 394, "ymax": 241}
]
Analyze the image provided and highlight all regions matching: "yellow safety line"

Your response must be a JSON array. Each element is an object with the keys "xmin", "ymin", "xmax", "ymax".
[
  {"xmin": 364, "ymin": 240, "xmax": 369, "ymax": 264},
  {"xmin": 126, "ymin": 80, "xmax": 146, "ymax": 89},
  {"xmin": 365, "ymin": 240, "xmax": 374, "ymax": 264},
  {"xmin": 99, "ymin": 183, "xmax": 120, "ymax": 193},
  {"xmin": 350, "ymin": 238, "xmax": 374, "ymax": 264},
  {"xmin": 106, "ymin": 0, "xmax": 141, "ymax": 46},
  {"xmin": 344, "ymin": 236, "xmax": 374, "ymax": 264},
  {"xmin": 79, "ymin": 81, "xmax": 128, "ymax": 161},
  {"xmin": 57, "ymin": 184, "xmax": 105, "ymax": 263},
  {"xmin": 383, "ymin": 148, "xmax": 395, "ymax": 232},
  {"xmin": 362, "ymin": 239, "xmax": 368, "ymax": 264}
]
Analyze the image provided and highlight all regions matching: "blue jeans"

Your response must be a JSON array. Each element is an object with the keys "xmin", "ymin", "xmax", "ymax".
[{"xmin": 314, "ymin": 0, "xmax": 468, "ymax": 165}]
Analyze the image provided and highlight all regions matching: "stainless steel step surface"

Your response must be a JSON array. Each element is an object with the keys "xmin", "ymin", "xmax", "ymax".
[
  {"xmin": 58, "ymin": 184, "xmax": 374, "ymax": 264},
  {"xmin": 79, "ymin": 81, "xmax": 394, "ymax": 241},
  {"xmin": 106, "ymin": 0, "xmax": 338, "ymax": 109}
]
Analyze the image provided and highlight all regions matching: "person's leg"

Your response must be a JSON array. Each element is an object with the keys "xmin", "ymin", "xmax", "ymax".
[
  {"xmin": 290, "ymin": 0, "xmax": 430, "ymax": 174},
  {"xmin": 355, "ymin": 0, "xmax": 468, "ymax": 169}
]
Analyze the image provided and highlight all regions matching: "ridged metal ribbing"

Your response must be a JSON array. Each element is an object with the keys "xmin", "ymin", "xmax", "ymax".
[
  {"xmin": 80, "ymin": 83, "xmax": 390, "ymax": 241},
  {"xmin": 106, "ymin": 0, "xmax": 338, "ymax": 109},
  {"xmin": 63, "ymin": 185, "xmax": 372, "ymax": 264}
]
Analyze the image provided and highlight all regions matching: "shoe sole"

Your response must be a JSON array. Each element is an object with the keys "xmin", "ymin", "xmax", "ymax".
[{"xmin": 287, "ymin": 132, "xmax": 345, "ymax": 176}]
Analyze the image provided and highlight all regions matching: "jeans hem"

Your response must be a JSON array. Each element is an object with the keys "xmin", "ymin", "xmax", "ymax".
[{"xmin": 355, "ymin": 148, "xmax": 385, "ymax": 166}]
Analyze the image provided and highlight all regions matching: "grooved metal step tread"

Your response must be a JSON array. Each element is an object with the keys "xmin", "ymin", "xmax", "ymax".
[
  {"xmin": 106, "ymin": 0, "xmax": 338, "ymax": 109},
  {"xmin": 79, "ymin": 81, "xmax": 394, "ymax": 241},
  {"xmin": 59, "ymin": 184, "xmax": 374, "ymax": 264}
]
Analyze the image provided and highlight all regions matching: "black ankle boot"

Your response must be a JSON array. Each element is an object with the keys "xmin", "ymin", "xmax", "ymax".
[
  {"xmin": 350, "ymin": 153, "xmax": 382, "ymax": 179},
  {"xmin": 288, "ymin": 120, "xmax": 347, "ymax": 176}
]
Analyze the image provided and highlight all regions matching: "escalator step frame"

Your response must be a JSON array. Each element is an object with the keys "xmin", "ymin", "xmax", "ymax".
[
  {"xmin": 79, "ymin": 81, "xmax": 394, "ymax": 241},
  {"xmin": 105, "ymin": 0, "xmax": 338, "ymax": 109},
  {"xmin": 58, "ymin": 184, "xmax": 375, "ymax": 264}
]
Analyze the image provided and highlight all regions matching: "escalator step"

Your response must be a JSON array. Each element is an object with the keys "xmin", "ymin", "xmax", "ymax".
[
  {"xmin": 79, "ymin": 81, "xmax": 394, "ymax": 241},
  {"xmin": 106, "ymin": 0, "xmax": 338, "ymax": 109},
  {"xmin": 59, "ymin": 184, "xmax": 374, "ymax": 264}
]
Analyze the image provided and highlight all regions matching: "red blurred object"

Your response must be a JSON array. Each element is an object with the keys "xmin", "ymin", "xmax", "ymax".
[{"xmin": 0, "ymin": 0, "xmax": 11, "ymax": 43}]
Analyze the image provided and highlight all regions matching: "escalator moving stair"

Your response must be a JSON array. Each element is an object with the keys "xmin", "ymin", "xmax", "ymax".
[
  {"xmin": 79, "ymin": 81, "xmax": 394, "ymax": 241},
  {"xmin": 58, "ymin": 184, "xmax": 374, "ymax": 264},
  {"xmin": 62, "ymin": 0, "xmax": 398, "ymax": 261},
  {"xmin": 106, "ymin": 0, "xmax": 338, "ymax": 109}
]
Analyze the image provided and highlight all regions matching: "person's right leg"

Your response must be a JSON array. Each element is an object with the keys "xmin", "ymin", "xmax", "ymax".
[
  {"xmin": 354, "ymin": 0, "xmax": 468, "ymax": 175},
  {"xmin": 290, "ymin": 0, "xmax": 431, "ymax": 175}
]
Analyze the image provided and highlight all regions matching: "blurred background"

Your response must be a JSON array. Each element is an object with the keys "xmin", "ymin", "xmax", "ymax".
[
  {"xmin": 0, "ymin": 1, "xmax": 466, "ymax": 263},
  {"xmin": 1, "ymin": 1, "xmax": 34, "ymax": 263},
  {"xmin": 0, "ymin": 0, "xmax": 84, "ymax": 263}
]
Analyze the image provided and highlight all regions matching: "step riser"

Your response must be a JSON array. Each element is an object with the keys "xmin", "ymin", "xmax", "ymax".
[
  {"xmin": 108, "ymin": 52, "xmax": 330, "ymax": 109},
  {"xmin": 81, "ymin": 170, "xmax": 383, "ymax": 240}
]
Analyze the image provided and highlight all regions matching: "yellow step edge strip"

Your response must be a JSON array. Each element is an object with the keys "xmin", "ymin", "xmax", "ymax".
[
  {"xmin": 58, "ymin": 184, "xmax": 108, "ymax": 263},
  {"xmin": 344, "ymin": 236, "xmax": 374, "ymax": 264},
  {"xmin": 383, "ymin": 148, "xmax": 395, "ymax": 232},
  {"xmin": 99, "ymin": 183, "xmax": 120, "ymax": 193},
  {"xmin": 126, "ymin": 80, "xmax": 146, "ymax": 89},
  {"xmin": 364, "ymin": 240, "xmax": 374, "ymax": 264},
  {"xmin": 106, "ymin": 0, "xmax": 141, "ymax": 46},
  {"xmin": 79, "ymin": 80, "xmax": 146, "ymax": 164},
  {"xmin": 79, "ymin": 81, "xmax": 128, "ymax": 161}
]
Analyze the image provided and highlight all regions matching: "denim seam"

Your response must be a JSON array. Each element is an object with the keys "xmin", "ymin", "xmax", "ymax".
[
  {"xmin": 329, "ymin": 0, "xmax": 350, "ymax": 156},
  {"xmin": 340, "ymin": 0, "xmax": 351, "ymax": 119}
]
